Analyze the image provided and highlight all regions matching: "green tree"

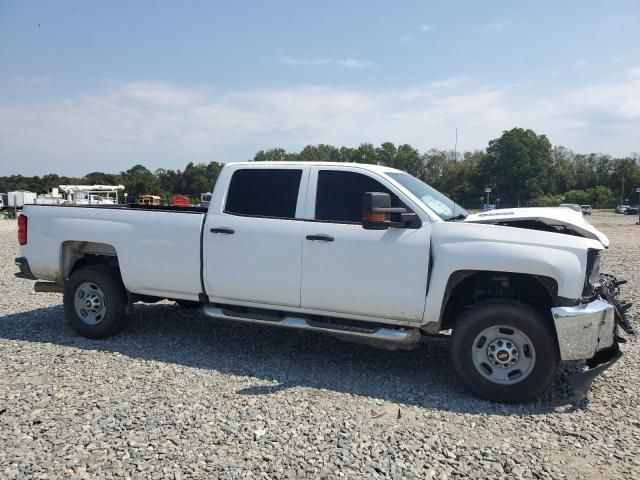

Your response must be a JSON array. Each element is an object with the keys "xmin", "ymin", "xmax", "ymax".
[
  {"xmin": 254, "ymin": 148, "xmax": 290, "ymax": 162},
  {"xmin": 352, "ymin": 143, "xmax": 378, "ymax": 164},
  {"xmin": 179, "ymin": 162, "xmax": 222, "ymax": 198},
  {"xmin": 563, "ymin": 186, "xmax": 615, "ymax": 205},
  {"xmin": 83, "ymin": 171, "xmax": 121, "ymax": 186},
  {"xmin": 156, "ymin": 168, "xmax": 183, "ymax": 194},
  {"xmin": 120, "ymin": 164, "xmax": 162, "ymax": 198},
  {"xmin": 375, "ymin": 142, "xmax": 397, "ymax": 167},
  {"xmin": 392, "ymin": 144, "xmax": 423, "ymax": 177},
  {"xmin": 297, "ymin": 144, "xmax": 341, "ymax": 162},
  {"xmin": 550, "ymin": 146, "xmax": 575, "ymax": 194},
  {"xmin": 610, "ymin": 157, "xmax": 638, "ymax": 203},
  {"xmin": 338, "ymin": 146, "xmax": 356, "ymax": 162},
  {"xmin": 484, "ymin": 128, "xmax": 553, "ymax": 204}
]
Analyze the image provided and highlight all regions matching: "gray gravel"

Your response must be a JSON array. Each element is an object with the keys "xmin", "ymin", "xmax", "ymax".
[{"xmin": 1, "ymin": 214, "xmax": 639, "ymax": 479}]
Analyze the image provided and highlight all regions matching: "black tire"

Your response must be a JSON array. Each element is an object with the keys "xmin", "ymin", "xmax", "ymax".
[
  {"xmin": 63, "ymin": 265, "xmax": 128, "ymax": 339},
  {"xmin": 175, "ymin": 299, "xmax": 201, "ymax": 308},
  {"xmin": 450, "ymin": 300, "xmax": 560, "ymax": 403}
]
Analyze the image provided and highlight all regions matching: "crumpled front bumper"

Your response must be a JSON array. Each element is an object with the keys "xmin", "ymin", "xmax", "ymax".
[
  {"xmin": 551, "ymin": 299, "xmax": 617, "ymax": 361},
  {"xmin": 551, "ymin": 273, "xmax": 633, "ymax": 399}
]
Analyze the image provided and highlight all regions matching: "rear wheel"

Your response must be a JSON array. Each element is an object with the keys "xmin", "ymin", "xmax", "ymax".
[
  {"xmin": 450, "ymin": 300, "xmax": 559, "ymax": 403},
  {"xmin": 63, "ymin": 265, "xmax": 128, "ymax": 339}
]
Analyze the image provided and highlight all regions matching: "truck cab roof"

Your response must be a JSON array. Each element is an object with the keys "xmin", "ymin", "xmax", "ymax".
[{"xmin": 226, "ymin": 161, "xmax": 404, "ymax": 174}]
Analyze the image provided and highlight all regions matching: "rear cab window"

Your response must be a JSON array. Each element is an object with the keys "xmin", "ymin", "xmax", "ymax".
[{"xmin": 225, "ymin": 168, "xmax": 303, "ymax": 219}]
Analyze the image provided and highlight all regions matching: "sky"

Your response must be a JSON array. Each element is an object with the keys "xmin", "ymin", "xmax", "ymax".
[{"xmin": 0, "ymin": 1, "xmax": 639, "ymax": 176}]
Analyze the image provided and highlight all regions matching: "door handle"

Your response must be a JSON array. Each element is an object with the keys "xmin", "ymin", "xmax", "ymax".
[
  {"xmin": 210, "ymin": 227, "xmax": 235, "ymax": 234},
  {"xmin": 306, "ymin": 234, "xmax": 334, "ymax": 242}
]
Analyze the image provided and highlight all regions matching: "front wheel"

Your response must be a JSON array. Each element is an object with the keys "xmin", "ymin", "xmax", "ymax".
[
  {"xmin": 450, "ymin": 300, "xmax": 559, "ymax": 403},
  {"xmin": 63, "ymin": 265, "xmax": 128, "ymax": 339}
]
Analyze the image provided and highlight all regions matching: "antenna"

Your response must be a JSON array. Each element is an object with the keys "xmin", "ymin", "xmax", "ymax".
[
  {"xmin": 454, "ymin": 127, "xmax": 458, "ymax": 162},
  {"xmin": 452, "ymin": 128, "xmax": 458, "ymax": 220}
]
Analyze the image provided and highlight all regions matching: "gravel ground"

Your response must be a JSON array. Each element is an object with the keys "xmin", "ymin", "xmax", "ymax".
[{"xmin": 1, "ymin": 214, "xmax": 639, "ymax": 479}]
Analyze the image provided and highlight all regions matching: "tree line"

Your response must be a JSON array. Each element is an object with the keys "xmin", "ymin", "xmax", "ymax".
[{"xmin": 1, "ymin": 128, "xmax": 639, "ymax": 207}]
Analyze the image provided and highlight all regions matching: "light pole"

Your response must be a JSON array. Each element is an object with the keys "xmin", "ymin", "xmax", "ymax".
[
  {"xmin": 485, "ymin": 187, "xmax": 492, "ymax": 206},
  {"xmin": 496, "ymin": 198, "xmax": 501, "ymax": 209}
]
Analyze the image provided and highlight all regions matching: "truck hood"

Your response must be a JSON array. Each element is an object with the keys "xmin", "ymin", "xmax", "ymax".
[{"xmin": 464, "ymin": 207, "xmax": 609, "ymax": 248}]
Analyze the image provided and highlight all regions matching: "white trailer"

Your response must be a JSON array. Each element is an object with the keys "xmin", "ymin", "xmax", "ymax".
[{"xmin": 7, "ymin": 191, "xmax": 37, "ymax": 208}]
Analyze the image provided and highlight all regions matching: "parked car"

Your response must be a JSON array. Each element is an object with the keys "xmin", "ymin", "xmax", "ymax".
[
  {"xmin": 615, "ymin": 205, "xmax": 629, "ymax": 214},
  {"xmin": 581, "ymin": 205, "xmax": 593, "ymax": 215},
  {"xmin": 15, "ymin": 162, "xmax": 632, "ymax": 403},
  {"xmin": 559, "ymin": 203, "xmax": 582, "ymax": 213},
  {"xmin": 625, "ymin": 205, "xmax": 639, "ymax": 215}
]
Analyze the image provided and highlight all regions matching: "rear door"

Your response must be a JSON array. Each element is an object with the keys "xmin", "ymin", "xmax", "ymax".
[
  {"xmin": 203, "ymin": 165, "xmax": 308, "ymax": 307},
  {"xmin": 300, "ymin": 167, "xmax": 431, "ymax": 321}
]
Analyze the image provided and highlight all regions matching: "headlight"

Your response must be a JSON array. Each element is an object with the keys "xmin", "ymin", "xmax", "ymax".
[{"xmin": 584, "ymin": 249, "xmax": 602, "ymax": 294}]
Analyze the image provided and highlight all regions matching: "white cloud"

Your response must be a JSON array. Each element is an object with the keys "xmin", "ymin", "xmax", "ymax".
[
  {"xmin": 11, "ymin": 75, "xmax": 51, "ymax": 86},
  {"xmin": 480, "ymin": 19, "xmax": 512, "ymax": 33},
  {"xmin": 563, "ymin": 73, "xmax": 640, "ymax": 119},
  {"xmin": 278, "ymin": 56, "xmax": 333, "ymax": 66},
  {"xmin": 1, "ymin": 71, "xmax": 639, "ymax": 175},
  {"xmin": 572, "ymin": 59, "xmax": 589, "ymax": 68},
  {"xmin": 337, "ymin": 58, "xmax": 374, "ymax": 69},
  {"xmin": 627, "ymin": 66, "xmax": 640, "ymax": 77},
  {"xmin": 420, "ymin": 24, "xmax": 432, "ymax": 32},
  {"xmin": 279, "ymin": 56, "xmax": 372, "ymax": 69}
]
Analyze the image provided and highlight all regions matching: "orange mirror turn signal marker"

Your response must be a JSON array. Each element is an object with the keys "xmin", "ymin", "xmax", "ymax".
[{"xmin": 363, "ymin": 212, "xmax": 386, "ymax": 222}]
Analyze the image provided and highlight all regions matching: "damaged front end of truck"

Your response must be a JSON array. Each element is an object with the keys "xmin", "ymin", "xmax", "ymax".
[
  {"xmin": 554, "ymin": 272, "xmax": 634, "ymax": 400},
  {"xmin": 465, "ymin": 208, "xmax": 635, "ymax": 399}
]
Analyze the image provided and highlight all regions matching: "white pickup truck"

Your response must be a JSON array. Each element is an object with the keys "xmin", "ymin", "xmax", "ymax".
[{"xmin": 15, "ymin": 162, "xmax": 633, "ymax": 402}]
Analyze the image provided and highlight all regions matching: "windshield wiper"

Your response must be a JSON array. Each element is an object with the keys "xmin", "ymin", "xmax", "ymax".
[{"xmin": 445, "ymin": 214, "xmax": 467, "ymax": 222}]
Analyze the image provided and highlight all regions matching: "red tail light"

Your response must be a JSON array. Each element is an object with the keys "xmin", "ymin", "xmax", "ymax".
[{"xmin": 18, "ymin": 215, "xmax": 27, "ymax": 245}]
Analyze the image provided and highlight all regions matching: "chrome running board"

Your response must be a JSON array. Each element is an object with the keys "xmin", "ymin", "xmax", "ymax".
[{"xmin": 203, "ymin": 305, "xmax": 421, "ymax": 350}]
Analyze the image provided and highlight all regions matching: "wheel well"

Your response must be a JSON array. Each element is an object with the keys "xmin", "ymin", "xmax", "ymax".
[
  {"xmin": 440, "ymin": 271, "xmax": 558, "ymax": 331},
  {"xmin": 61, "ymin": 241, "xmax": 121, "ymax": 282}
]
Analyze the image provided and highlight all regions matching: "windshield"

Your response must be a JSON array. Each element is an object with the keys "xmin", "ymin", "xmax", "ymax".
[{"xmin": 386, "ymin": 172, "xmax": 469, "ymax": 221}]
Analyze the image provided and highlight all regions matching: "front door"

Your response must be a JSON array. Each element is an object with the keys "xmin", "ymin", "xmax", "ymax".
[{"xmin": 300, "ymin": 168, "xmax": 431, "ymax": 322}]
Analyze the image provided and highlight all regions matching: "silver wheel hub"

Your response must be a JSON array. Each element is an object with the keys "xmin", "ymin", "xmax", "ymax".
[
  {"xmin": 74, "ymin": 282, "xmax": 107, "ymax": 325},
  {"xmin": 472, "ymin": 325, "xmax": 536, "ymax": 385},
  {"xmin": 487, "ymin": 338, "xmax": 519, "ymax": 368}
]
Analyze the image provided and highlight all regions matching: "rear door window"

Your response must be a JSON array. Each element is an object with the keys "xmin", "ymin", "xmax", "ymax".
[{"xmin": 225, "ymin": 169, "xmax": 302, "ymax": 219}]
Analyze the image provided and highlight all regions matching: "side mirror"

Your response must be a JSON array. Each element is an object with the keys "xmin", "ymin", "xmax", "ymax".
[{"xmin": 362, "ymin": 192, "xmax": 417, "ymax": 230}]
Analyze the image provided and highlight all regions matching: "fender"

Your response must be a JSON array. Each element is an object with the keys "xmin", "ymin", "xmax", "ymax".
[{"xmin": 422, "ymin": 221, "xmax": 604, "ymax": 329}]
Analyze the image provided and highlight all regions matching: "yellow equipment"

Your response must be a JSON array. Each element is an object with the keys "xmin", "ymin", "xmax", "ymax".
[{"xmin": 138, "ymin": 195, "xmax": 161, "ymax": 206}]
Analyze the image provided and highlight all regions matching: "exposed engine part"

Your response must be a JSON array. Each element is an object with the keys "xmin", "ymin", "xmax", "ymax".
[{"xmin": 599, "ymin": 273, "xmax": 635, "ymax": 334}]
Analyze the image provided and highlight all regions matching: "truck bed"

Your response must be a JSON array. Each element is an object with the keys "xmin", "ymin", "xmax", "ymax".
[
  {"xmin": 20, "ymin": 204, "xmax": 206, "ymax": 301},
  {"xmin": 29, "ymin": 203, "xmax": 208, "ymax": 214}
]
